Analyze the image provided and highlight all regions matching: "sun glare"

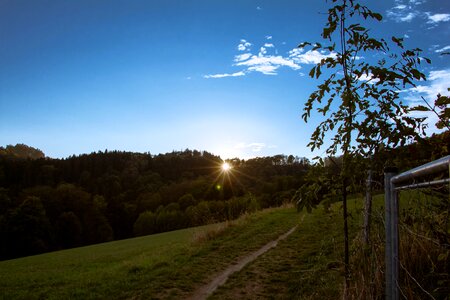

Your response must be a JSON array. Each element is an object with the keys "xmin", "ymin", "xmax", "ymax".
[{"xmin": 221, "ymin": 162, "xmax": 231, "ymax": 171}]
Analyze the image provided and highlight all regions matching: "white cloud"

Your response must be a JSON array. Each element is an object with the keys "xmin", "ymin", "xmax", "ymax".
[
  {"xmin": 248, "ymin": 65, "xmax": 279, "ymax": 75},
  {"xmin": 234, "ymin": 53, "xmax": 252, "ymax": 62},
  {"xmin": 205, "ymin": 38, "xmax": 344, "ymax": 79},
  {"xmin": 204, "ymin": 71, "xmax": 246, "ymax": 79},
  {"xmin": 404, "ymin": 69, "xmax": 450, "ymax": 132},
  {"xmin": 387, "ymin": 0, "xmax": 450, "ymax": 27},
  {"xmin": 387, "ymin": 0, "xmax": 422, "ymax": 23},
  {"xmin": 235, "ymin": 142, "xmax": 267, "ymax": 152},
  {"xmin": 408, "ymin": 69, "xmax": 450, "ymax": 100},
  {"xmin": 395, "ymin": 4, "xmax": 407, "ymax": 10},
  {"xmin": 356, "ymin": 73, "xmax": 380, "ymax": 84},
  {"xmin": 289, "ymin": 48, "xmax": 337, "ymax": 64},
  {"xmin": 235, "ymin": 54, "xmax": 301, "ymax": 75},
  {"xmin": 428, "ymin": 69, "xmax": 450, "ymax": 83},
  {"xmin": 426, "ymin": 13, "xmax": 450, "ymax": 23},
  {"xmin": 238, "ymin": 39, "xmax": 252, "ymax": 51},
  {"xmin": 435, "ymin": 45, "xmax": 450, "ymax": 53},
  {"xmin": 265, "ymin": 35, "xmax": 272, "ymax": 40},
  {"xmin": 401, "ymin": 12, "xmax": 417, "ymax": 21}
]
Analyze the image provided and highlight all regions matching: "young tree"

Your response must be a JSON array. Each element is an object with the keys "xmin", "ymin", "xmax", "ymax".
[{"xmin": 299, "ymin": 0, "xmax": 428, "ymax": 294}]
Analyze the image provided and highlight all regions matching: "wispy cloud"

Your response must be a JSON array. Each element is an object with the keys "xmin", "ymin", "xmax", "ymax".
[
  {"xmin": 403, "ymin": 68, "xmax": 450, "ymax": 131},
  {"xmin": 235, "ymin": 142, "xmax": 268, "ymax": 152},
  {"xmin": 289, "ymin": 48, "xmax": 337, "ymax": 64},
  {"xmin": 387, "ymin": 1, "xmax": 421, "ymax": 23},
  {"xmin": 409, "ymin": 69, "xmax": 450, "ymax": 101},
  {"xmin": 435, "ymin": 45, "xmax": 450, "ymax": 53},
  {"xmin": 387, "ymin": 0, "xmax": 450, "ymax": 28},
  {"xmin": 237, "ymin": 39, "xmax": 252, "ymax": 51},
  {"xmin": 204, "ymin": 38, "xmax": 340, "ymax": 78},
  {"xmin": 356, "ymin": 73, "xmax": 380, "ymax": 84},
  {"xmin": 203, "ymin": 71, "xmax": 246, "ymax": 79},
  {"xmin": 400, "ymin": 69, "xmax": 450, "ymax": 132},
  {"xmin": 235, "ymin": 52, "xmax": 301, "ymax": 75},
  {"xmin": 426, "ymin": 13, "xmax": 450, "ymax": 24},
  {"xmin": 234, "ymin": 53, "xmax": 252, "ymax": 62}
]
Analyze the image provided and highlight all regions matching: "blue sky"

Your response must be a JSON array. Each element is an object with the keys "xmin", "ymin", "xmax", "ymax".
[{"xmin": 0, "ymin": 0, "xmax": 449, "ymax": 159}]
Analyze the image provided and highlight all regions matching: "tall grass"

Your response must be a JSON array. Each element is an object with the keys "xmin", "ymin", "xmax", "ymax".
[{"xmin": 348, "ymin": 190, "xmax": 449, "ymax": 299}]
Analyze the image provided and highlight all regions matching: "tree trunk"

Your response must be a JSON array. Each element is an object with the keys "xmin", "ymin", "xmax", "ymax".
[
  {"xmin": 342, "ymin": 177, "xmax": 350, "ymax": 299},
  {"xmin": 363, "ymin": 169, "xmax": 373, "ymax": 245}
]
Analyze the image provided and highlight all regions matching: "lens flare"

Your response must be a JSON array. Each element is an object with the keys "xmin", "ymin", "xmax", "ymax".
[{"xmin": 221, "ymin": 162, "xmax": 231, "ymax": 171}]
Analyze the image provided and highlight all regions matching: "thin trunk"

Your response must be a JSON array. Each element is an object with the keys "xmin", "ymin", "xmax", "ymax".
[
  {"xmin": 364, "ymin": 169, "xmax": 373, "ymax": 245},
  {"xmin": 340, "ymin": 1, "xmax": 351, "ymax": 298},
  {"xmin": 342, "ymin": 175, "xmax": 350, "ymax": 297}
]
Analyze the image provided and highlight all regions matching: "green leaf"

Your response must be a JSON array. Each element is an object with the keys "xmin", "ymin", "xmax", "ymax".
[
  {"xmin": 309, "ymin": 66, "xmax": 316, "ymax": 78},
  {"xmin": 435, "ymin": 95, "xmax": 450, "ymax": 106},
  {"xmin": 372, "ymin": 13, "xmax": 382, "ymax": 21},
  {"xmin": 411, "ymin": 105, "xmax": 429, "ymax": 112},
  {"xmin": 298, "ymin": 42, "xmax": 311, "ymax": 48},
  {"xmin": 411, "ymin": 69, "xmax": 422, "ymax": 80},
  {"xmin": 353, "ymin": 26, "xmax": 365, "ymax": 32},
  {"xmin": 316, "ymin": 65, "xmax": 322, "ymax": 79},
  {"xmin": 391, "ymin": 36, "xmax": 404, "ymax": 48}
]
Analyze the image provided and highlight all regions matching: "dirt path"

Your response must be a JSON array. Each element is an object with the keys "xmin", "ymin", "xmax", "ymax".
[{"xmin": 189, "ymin": 225, "xmax": 298, "ymax": 300}]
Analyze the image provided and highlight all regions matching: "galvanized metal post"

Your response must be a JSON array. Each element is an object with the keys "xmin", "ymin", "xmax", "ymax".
[{"xmin": 384, "ymin": 167, "xmax": 397, "ymax": 300}]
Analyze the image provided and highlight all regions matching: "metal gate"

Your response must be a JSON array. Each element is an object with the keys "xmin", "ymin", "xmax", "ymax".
[{"xmin": 384, "ymin": 155, "xmax": 450, "ymax": 300}]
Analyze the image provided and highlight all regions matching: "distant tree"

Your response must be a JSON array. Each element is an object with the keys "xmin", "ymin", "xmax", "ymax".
[
  {"xmin": 5, "ymin": 196, "xmax": 53, "ymax": 258},
  {"xmin": 0, "ymin": 188, "xmax": 11, "ymax": 215},
  {"xmin": 178, "ymin": 193, "xmax": 196, "ymax": 211},
  {"xmin": 0, "ymin": 144, "xmax": 45, "ymax": 160},
  {"xmin": 56, "ymin": 211, "xmax": 82, "ymax": 248},
  {"xmin": 298, "ymin": 0, "xmax": 428, "ymax": 294},
  {"xmin": 133, "ymin": 211, "xmax": 156, "ymax": 236}
]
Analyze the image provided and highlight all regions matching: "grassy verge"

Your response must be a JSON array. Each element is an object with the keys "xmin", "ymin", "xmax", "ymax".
[{"xmin": 0, "ymin": 206, "xmax": 300, "ymax": 299}]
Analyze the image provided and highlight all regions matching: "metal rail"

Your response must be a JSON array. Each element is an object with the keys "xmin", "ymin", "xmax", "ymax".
[
  {"xmin": 391, "ymin": 155, "xmax": 450, "ymax": 186},
  {"xmin": 384, "ymin": 155, "xmax": 449, "ymax": 300}
]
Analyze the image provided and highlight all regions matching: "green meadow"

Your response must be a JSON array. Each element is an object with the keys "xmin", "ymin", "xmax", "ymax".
[{"xmin": 0, "ymin": 207, "xmax": 302, "ymax": 299}]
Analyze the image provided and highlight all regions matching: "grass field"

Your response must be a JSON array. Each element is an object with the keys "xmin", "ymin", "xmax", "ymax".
[
  {"xmin": 0, "ymin": 194, "xmax": 386, "ymax": 299},
  {"xmin": 210, "ymin": 195, "xmax": 373, "ymax": 299},
  {"xmin": 0, "ymin": 206, "xmax": 301, "ymax": 299}
]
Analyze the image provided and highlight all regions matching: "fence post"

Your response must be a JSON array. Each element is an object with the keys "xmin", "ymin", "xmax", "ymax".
[
  {"xmin": 384, "ymin": 167, "xmax": 397, "ymax": 300},
  {"xmin": 390, "ymin": 174, "xmax": 399, "ymax": 300}
]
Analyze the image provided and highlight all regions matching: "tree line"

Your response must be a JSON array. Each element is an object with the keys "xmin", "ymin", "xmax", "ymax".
[{"xmin": 0, "ymin": 146, "xmax": 309, "ymax": 260}]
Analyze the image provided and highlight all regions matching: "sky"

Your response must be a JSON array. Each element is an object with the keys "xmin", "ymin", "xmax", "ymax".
[{"xmin": 0, "ymin": 0, "xmax": 449, "ymax": 159}]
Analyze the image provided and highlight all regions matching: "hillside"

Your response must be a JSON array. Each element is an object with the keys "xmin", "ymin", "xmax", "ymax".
[
  {"xmin": 0, "ymin": 207, "xmax": 302, "ymax": 299},
  {"xmin": 0, "ymin": 148, "xmax": 309, "ymax": 260}
]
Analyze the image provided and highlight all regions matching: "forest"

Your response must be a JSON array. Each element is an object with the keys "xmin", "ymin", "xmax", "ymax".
[{"xmin": 0, "ymin": 144, "xmax": 310, "ymax": 260}]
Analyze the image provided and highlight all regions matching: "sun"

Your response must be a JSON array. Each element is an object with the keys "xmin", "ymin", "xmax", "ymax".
[{"xmin": 221, "ymin": 162, "xmax": 231, "ymax": 172}]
